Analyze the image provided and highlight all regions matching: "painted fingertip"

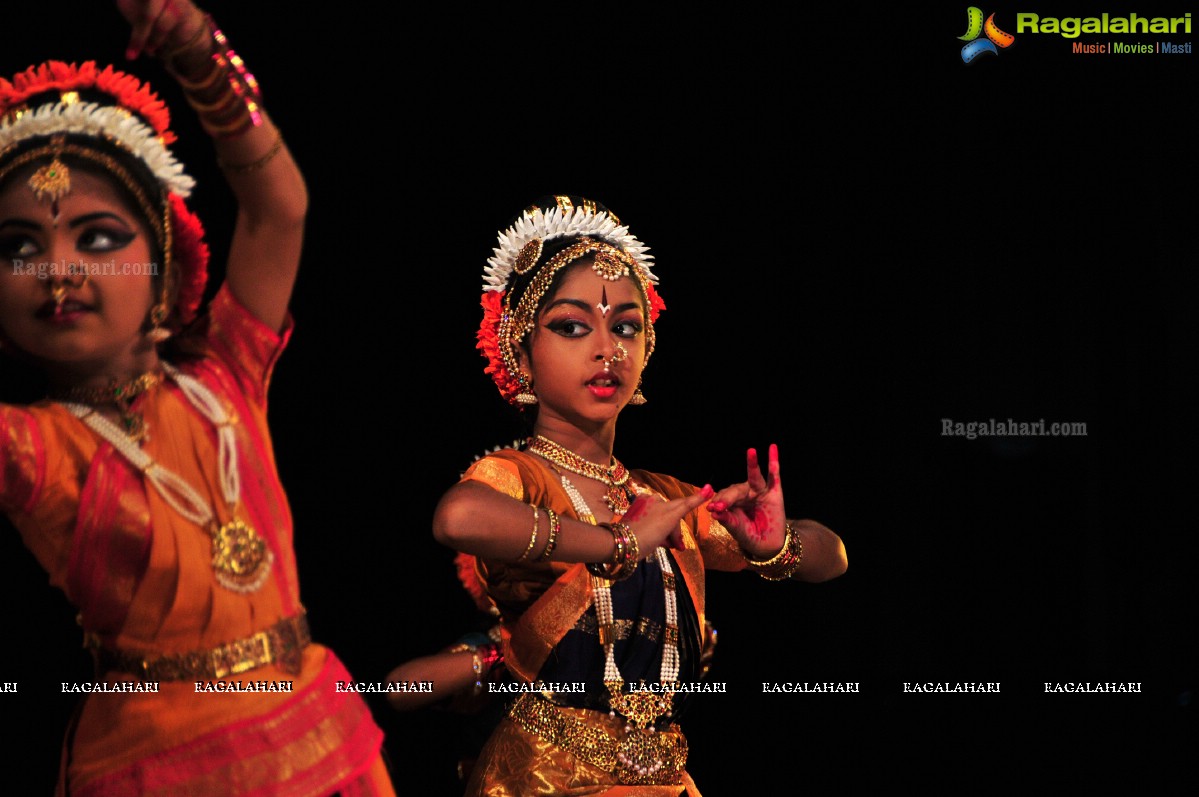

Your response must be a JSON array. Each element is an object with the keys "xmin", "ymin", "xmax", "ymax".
[
  {"xmin": 709, "ymin": 501, "xmax": 725, "ymax": 512},
  {"xmin": 701, "ymin": 484, "xmax": 715, "ymax": 498}
]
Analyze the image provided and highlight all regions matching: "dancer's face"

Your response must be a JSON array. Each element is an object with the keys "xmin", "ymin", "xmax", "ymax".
[
  {"xmin": 521, "ymin": 258, "xmax": 647, "ymax": 429},
  {"xmin": 0, "ymin": 168, "xmax": 157, "ymax": 369}
]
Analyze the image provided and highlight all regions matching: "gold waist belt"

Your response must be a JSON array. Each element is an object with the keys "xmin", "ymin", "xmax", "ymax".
[
  {"xmin": 89, "ymin": 612, "xmax": 311, "ymax": 680},
  {"xmin": 508, "ymin": 692, "xmax": 688, "ymax": 786}
]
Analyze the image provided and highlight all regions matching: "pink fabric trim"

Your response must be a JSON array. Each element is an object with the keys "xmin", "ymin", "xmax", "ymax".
[{"xmin": 66, "ymin": 445, "xmax": 151, "ymax": 633}]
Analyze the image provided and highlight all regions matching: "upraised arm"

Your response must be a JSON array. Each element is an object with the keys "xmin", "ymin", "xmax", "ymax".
[{"xmin": 116, "ymin": 0, "xmax": 306, "ymax": 332}]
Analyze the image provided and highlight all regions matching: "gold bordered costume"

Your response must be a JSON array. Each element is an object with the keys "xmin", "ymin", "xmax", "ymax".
[{"xmin": 459, "ymin": 449, "xmax": 754, "ymax": 796}]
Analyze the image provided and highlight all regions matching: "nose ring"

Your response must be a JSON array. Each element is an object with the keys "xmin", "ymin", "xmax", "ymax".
[
  {"xmin": 48, "ymin": 272, "xmax": 89, "ymax": 308},
  {"xmin": 602, "ymin": 341, "xmax": 628, "ymax": 372}
]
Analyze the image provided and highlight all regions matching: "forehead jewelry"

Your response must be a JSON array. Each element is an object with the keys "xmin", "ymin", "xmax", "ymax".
[
  {"xmin": 598, "ymin": 286, "xmax": 611, "ymax": 317},
  {"xmin": 26, "ymin": 137, "xmax": 71, "ymax": 226},
  {"xmin": 603, "ymin": 341, "xmax": 628, "ymax": 373}
]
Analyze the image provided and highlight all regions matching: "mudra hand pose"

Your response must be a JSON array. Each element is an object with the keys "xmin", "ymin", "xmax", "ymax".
[
  {"xmin": 0, "ymin": 2, "xmax": 393, "ymax": 794},
  {"xmin": 433, "ymin": 195, "xmax": 848, "ymax": 796}
]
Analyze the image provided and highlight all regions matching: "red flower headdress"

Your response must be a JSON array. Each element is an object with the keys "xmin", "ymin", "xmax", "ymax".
[{"xmin": 0, "ymin": 61, "xmax": 208, "ymax": 330}]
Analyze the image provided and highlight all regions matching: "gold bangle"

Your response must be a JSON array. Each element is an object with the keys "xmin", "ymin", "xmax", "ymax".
[
  {"xmin": 517, "ymin": 505, "xmax": 540, "ymax": 562},
  {"xmin": 745, "ymin": 523, "xmax": 792, "ymax": 568},
  {"xmin": 217, "ymin": 132, "xmax": 284, "ymax": 174},
  {"xmin": 538, "ymin": 508, "xmax": 560, "ymax": 561},
  {"xmin": 183, "ymin": 83, "xmax": 242, "ymax": 113},
  {"xmin": 163, "ymin": 14, "xmax": 211, "ymax": 62},
  {"xmin": 471, "ymin": 648, "xmax": 484, "ymax": 695},
  {"xmin": 199, "ymin": 113, "xmax": 256, "ymax": 137},
  {"xmin": 745, "ymin": 521, "xmax": 804, "ymax": 581},
  {"xmin": 173, "ymin": 56, "xmax": 224, "ymax": 92},
  {"xmin": 586, "ymin": 522, "xmax": 640, "ymax": 581}
]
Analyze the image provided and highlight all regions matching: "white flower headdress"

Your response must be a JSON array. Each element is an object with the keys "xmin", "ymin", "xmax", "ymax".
[
  {"xmin": 0, "ymin": 99, "xmax": 194, "ymax": 197},
  {"xmin": 482, "ymin": 204, "xmax": 657, "ymax": 292}
]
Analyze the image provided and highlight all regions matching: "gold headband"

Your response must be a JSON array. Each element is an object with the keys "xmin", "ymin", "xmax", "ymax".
[
  {"xmin": 498, "ymin": 237, "xmax": 657, "ymax": 384},
  {"xmin": 0, "ymin": 137, "xmax": 173, "ymax": 312}
]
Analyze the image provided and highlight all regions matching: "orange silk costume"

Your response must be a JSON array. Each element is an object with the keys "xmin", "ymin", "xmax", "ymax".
[
  {"xmin": 458, "ymin": 449, "xmax": 753, "ymax": 797},
  {"xmin": 0, "ymin": 285, "xmax": 393, "ymax": 797}
]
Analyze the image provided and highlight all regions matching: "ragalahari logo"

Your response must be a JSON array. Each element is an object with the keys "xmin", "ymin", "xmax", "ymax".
[{"xmin": 959, "ymin": 7, "xmax": 1016, "ymax": 62}]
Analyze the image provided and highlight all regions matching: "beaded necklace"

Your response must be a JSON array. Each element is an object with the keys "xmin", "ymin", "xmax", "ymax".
[
  {"xmin": 50, "ymin": 369, "xmax": 162, "ymax": 442},
  {"xmin": 528, "ymin": 434, "xmax": 635, "ymax": 514},
  {"xmin": 61, "ymin": 362, "xmax": 273, "ymax": 593},
  {"xmin": 556, "ymin": 466, "xmax": 680, "ymax": 782}
]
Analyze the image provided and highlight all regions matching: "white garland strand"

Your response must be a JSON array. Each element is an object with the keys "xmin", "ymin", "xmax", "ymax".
[
  {"xmin": 62, "ymin": 366, "xmax": 273, "ymax": 595},
  {"xmin": 62, "ymin": 366, "xmax": 240, "ymax": 529},
  {"xmin": 558, "ymin": 473, "xmax": 679, "ymax": 686},
  {"xmin": 161, "ymin": 363, "xmax": 238, "ymax": 504},
  {"xmin": 63, "ymin": 401, "xmax": 213, "ymax": 526},
  {"xmin": 0, "ymin": 101, "xmax": 194, "ymax": 197},
  {"xmin": 483, "ymin": 205, "xmax": 657, "ymax": 292}
]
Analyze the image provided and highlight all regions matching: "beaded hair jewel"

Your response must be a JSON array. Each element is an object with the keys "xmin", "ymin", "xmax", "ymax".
[
  {"xmin": 477, "ymin": 195, "xmax": 667, "ymax": 405},
  {"xmin": 0, "ymin": 61, "xmax": 210, "ymax": 332}
]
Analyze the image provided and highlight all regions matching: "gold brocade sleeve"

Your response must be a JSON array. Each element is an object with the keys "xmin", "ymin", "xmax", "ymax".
[
  {"xmin": 459, "ymin": 451, "xmax": 570, "ymax": 622},
  {"xmin": 457, "ymin": 450, "xmax": 595, "ymax": 681},
  {"xmin": 462, "ymin": 457, "xmax": 525, "ymax": 501}
]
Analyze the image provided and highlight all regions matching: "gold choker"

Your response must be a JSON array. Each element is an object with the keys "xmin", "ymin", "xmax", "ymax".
[
  {"xmin": 52, "ymin": 370, "xmax": 163, "ymax": 442},
  {"xmin": 527, "ymin": 435, "xmax": 634, "ymax": 514}
]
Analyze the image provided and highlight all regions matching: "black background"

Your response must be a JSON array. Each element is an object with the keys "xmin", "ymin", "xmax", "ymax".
[{"xmin": 2, "ymin": 2, "xmax": 1194, "ymax": 793}]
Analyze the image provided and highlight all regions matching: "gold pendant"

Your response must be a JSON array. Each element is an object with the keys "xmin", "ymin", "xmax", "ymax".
[
  {"xmin": 614, "ymin": 727, "xmax": 687, "ymax": 786},
  {"xmin": 211, "ymin": 519, "xmax": 273, "ymax": 593},
  {"xmin": 121, "ymin": 411, "xmax": 148, "ymax": 444},
  {"xmin": 606, "ymin": 683, "xmax": 685, "ymax": 786},
  {"xmin": 605, "ymin": 483, "xmax": 632, "ymax": 514},
  {"xmin": 608, "ymin": 687, "xmax": 673, "ymax": 729}
]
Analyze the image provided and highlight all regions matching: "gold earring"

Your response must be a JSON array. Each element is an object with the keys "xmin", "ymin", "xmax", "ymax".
[
  {"xmin": 146, "ymin": 303, "xmax": 171, "ymax": 344},
  {"xmin": 514, "ymin": 374, "xmax": 538, "ymax": 405},
  {"xmin": 628, "ymin": 379, "xmax": 647, "ymax": 405}
]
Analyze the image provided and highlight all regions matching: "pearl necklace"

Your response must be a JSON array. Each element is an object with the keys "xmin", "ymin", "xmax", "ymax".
[
  {"xmin": 558, "ymin": 471, "xmax": 680, "ymax": 781},
  {"xmin": 529, "ymin": 435, "xmax": 635, "ymax": 514},
  {"xmin": 61, "ymin": 362, "xmax": 274, "ymax": 594}
]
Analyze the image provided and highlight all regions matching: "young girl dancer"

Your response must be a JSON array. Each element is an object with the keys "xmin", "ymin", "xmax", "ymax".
[
  {"xmin": 433, "ymin": 195, "xmax": 848, "ymax": 795},
  {"xmin": 0, "ymin": 2, "xmax": 393, "ymax": 793}
]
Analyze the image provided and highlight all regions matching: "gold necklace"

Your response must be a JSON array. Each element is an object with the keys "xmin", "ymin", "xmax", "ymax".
[
  {"xmin": 559, "ymin": 473, "xmax": 682, "ymax": 785},
  {"xmin": 51, "ymin": 369, "xmax": 162, "ymax": 442},
  {"xmin": 61, "ymin": 364, "xmax": 274, "ymax": 594},
  {"xmin": 527, "ymin": 434, "xmax": 634, "ymax": 514}
]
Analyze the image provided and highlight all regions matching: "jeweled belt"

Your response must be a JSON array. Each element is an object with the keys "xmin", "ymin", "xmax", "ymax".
[
  {"xmin": 508, "ymin": 692, "xmax": 688, "ymax": 786},
  {"xmin": 88, "ymin": 612, "xmax": 310, "ymax": 680}
]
